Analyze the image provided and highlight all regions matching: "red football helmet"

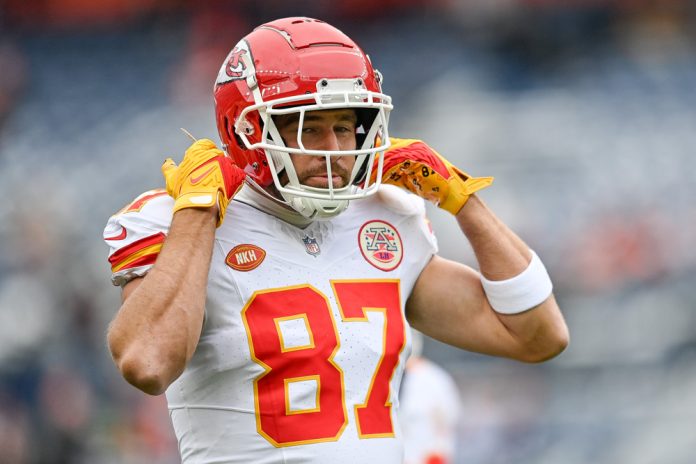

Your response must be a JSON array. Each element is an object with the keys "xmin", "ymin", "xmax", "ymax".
[{"xmin": 213, "ymin": 17, "xmax": 392, "ymax": 219}]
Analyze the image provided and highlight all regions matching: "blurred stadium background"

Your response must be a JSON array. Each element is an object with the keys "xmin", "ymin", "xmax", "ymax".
[{"xmin": 1, "ymin": 1, "xmax": 695, "ymax": 462}]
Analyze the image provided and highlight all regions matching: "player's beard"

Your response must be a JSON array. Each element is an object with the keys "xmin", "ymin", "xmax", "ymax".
[{"xmin": 297, "ymin": 162, "xmax": 353, "ymax": 189}]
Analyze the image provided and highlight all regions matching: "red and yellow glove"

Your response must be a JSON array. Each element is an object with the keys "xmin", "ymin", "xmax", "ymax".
[
  {"xmin": 373, "ymin": 138, "xmax": 493, "ymax": 214},
  {"xmin": 162, "ymin": 139, "xmax": 246, "ymax": 227}
]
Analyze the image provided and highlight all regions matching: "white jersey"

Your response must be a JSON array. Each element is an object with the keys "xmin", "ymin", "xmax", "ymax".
[
  {"xmin": 104, "ymin": 184, "xmax": 438, "ymax": 463},
  {"xmin": 399, "ymin": 357, "xmax": 461, "ymax": 464}
]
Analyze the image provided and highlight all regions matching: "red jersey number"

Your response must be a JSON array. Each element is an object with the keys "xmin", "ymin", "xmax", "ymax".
[{"xmin": 242, "ymin": 280, "xmax": 404, "ymax": 446}]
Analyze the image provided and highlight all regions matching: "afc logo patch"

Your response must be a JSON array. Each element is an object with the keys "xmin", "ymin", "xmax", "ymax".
[{"xmin": 358, "ymin": 220, "xmax": 403, "ymax": 272}]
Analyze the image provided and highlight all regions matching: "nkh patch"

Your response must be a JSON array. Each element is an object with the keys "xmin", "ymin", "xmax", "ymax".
[
  {"xmin": 302, "ymin": 235, "xmax": 321, "ymax": 256},
  {"xmin": 358, "ymin": 220, "xmax": 403, "ymax": 271},
  {"xmin": 226, "ymin": 244, "xmax": 266, "ymax": 271}
]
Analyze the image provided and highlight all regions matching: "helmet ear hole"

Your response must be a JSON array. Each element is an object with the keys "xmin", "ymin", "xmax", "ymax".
[
  {"xmin": 233, "ymin": 133, "xmax": 246, "ymax": 151},
  {"xmin": 231, "ymin": 114, "xmax": 262, "ymax": 151},
  {"xmin": 222, "ymin": 116, "xmax": 241, "ymax": 151},
  {"xmin": 355, "ymin": 108, "xmax": 378, "ymax": 135}
]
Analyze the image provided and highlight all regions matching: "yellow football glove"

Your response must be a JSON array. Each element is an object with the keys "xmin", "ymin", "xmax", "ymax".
[
  {"xmin": 373, "ymin": 138, "xmax": 493, "ymax": 215},
  {"xmin": 162, "ymin": 139, "xmax": 246, "ymax": 227}
]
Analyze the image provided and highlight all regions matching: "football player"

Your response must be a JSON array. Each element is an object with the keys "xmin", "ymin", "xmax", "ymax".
[
  {"xmin": 399, "ymin": 330, "xmax": 461, "ymax": 464},
  {"xmin": 104, "ymin": 17, "xmax": 568, "ymax": 463}
]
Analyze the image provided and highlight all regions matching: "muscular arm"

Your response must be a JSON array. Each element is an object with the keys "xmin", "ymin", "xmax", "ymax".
[
  {"xmin": 407, "ymin": 195, "xmax": 569, "ymax": 362},
  {"xmin": 107, "ymin": 207, "xmax": 217, "ymax": 394}
]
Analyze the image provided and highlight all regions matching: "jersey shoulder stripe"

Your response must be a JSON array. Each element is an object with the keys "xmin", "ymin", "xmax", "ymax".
[
  {"xmin": 104, "ymin": 189, "xmax": 173, "ymax": 286},
  {"xmin": 117, "ymin": 189, "xmax": 169, "ymax": 214},
  {"xmin": 109, "ymin": 232, "xmax": 166, "ymax": 273}
]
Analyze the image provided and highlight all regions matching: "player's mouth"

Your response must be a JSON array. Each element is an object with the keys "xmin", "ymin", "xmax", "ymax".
[{"xmin": 304, "ymin": 174, "xmax": 346, "ymax": 188}]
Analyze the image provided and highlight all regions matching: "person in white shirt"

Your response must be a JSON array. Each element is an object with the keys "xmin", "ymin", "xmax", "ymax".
[{"xmin": 399, "ymin": 330, "xmax": 461, "ymax": 464}]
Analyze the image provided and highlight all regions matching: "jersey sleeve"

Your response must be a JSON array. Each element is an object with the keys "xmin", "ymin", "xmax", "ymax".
[
  {"xmin": 103, "ymin": 189, "xmax": 174, "ymax": 287},
  {"xmin": 417, "ymin": 211, "xmax": 438, "ymax": 257}
]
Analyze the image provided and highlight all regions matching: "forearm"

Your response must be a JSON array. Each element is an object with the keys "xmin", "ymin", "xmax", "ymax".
[
  {"xmin": 456, "ymin": 195, "xmax": 530, "ymax": 280},
  {"xmin": 107, "ymin": 208, "xmax": 217, "ymax": 394},
  {"xmin": 456, "ymin": 195, "xmax": 568, "ymax": 361}
]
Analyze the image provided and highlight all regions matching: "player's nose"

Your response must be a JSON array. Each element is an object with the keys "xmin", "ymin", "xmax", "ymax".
[{"xmin": 316, "ymin": 131, "xmax": 341, "ymax": 152}]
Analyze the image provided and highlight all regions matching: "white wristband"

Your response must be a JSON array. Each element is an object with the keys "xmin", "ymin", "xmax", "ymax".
[{"xmin": 480, "ymin": 250, "xmax": 553, "ymax": 314}]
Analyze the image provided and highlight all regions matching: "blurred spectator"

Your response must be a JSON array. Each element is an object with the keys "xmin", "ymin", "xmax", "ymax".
[
  {"xmin": 560, "ymin": 209, "xmax": 670, "ymax": 294},
  {"xmin": 613, "ymin": 0, "xmax": 695, "ymax": 62},
  {"xmin": 36, "ymin": 366, "xmax": 94, "ymax": 462},
  {"xmin": 169, "ymin": 4, "xmax": 250, "ymax": 104},
  {"xmin": 0, "ymin": 392, "xmax": 30, "ymax": 464},
  {"xmin": 2, "ymin": 0, "xmax": 181, "ymax": 29},
  {"xmin": 0, "ymin": 39, "xmax": 27, "ymax": 131}
]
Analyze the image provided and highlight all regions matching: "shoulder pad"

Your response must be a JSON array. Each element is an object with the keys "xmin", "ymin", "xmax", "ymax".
[{"xmin": 374, "ymin": 184, "xmax": 426, "ymax": 217}]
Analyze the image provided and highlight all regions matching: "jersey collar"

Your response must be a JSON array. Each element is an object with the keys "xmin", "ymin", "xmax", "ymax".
[{"xmin": 235, "ymin": 180, "xmax": 316, "ymax": 228}]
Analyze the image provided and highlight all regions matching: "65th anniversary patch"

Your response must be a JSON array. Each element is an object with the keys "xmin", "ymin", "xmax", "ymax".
[{"xmin": 358, "ymin": 220, "xmax": 403, "ymax": 271}]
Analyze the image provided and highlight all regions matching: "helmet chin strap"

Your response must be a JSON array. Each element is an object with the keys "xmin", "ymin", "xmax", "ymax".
[{"xmin": 285, "ymin": 192, "xmax": 350, "ymax": 220}]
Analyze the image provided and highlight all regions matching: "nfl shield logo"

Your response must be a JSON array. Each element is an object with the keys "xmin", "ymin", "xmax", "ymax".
[{"xmin": 302, "ymin": 235, "xmax": 321, "ymax": 256}]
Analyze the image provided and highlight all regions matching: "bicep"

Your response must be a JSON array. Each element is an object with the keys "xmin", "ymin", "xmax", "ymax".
[
  {"xmin": 406, "ymin": 255, "xmax": 524, "ymax": 359},
  {"xmin": 121, "ymin": 277, "xmax": 144, "ymax": 303}
]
